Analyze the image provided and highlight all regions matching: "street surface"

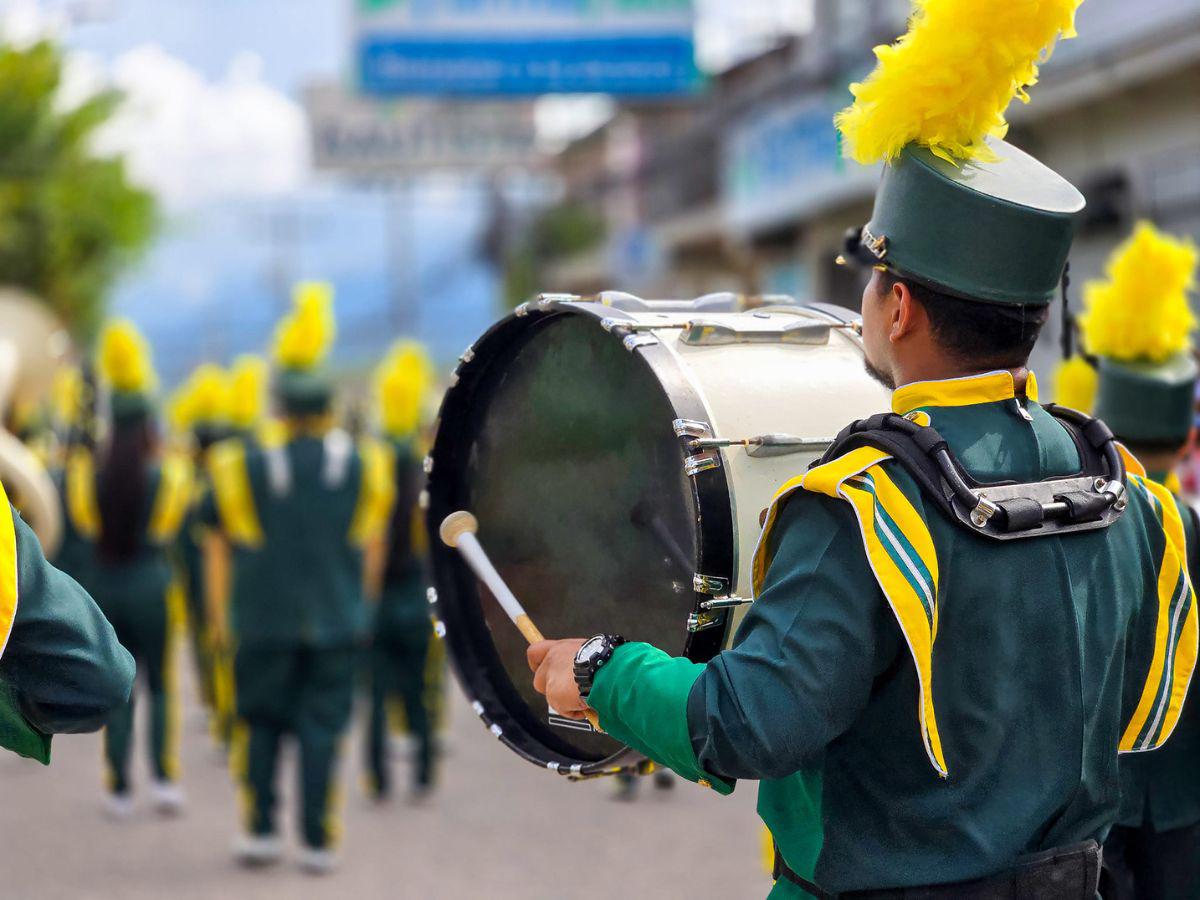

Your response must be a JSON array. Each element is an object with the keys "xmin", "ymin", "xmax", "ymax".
[{"xmin": 0, "ymin": 653, "xmax": 765, "ymax": 899}]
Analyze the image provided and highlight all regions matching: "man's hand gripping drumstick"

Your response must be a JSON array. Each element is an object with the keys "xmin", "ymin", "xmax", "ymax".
[{"xmin": 439, "ymin": 511, "xmax": 597, "ymax": 730}]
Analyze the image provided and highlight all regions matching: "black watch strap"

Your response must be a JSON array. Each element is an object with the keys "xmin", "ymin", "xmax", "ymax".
[{"xmin": 574, "ymin": 634, "xmax": 626, "ymax": 698}]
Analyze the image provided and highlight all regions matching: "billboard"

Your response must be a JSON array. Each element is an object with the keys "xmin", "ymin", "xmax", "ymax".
[
  {"xmin": 355, "ymin": 0, "xmax": 699, "ymax": 97},
  {"xmin": 306, "ymin": 84, "xmax": 541, "ymax": 174}
]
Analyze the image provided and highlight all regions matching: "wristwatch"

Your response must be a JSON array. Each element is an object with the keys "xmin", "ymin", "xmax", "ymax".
[{"xmin": 573, "ymin": 634, "xmax": 626, "ymax": 698}]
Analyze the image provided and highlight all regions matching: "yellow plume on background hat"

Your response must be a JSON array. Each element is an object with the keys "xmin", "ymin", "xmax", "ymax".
[
  {"xmin": 1051, "ymin": 355, "xmax": 1099, "ymax": 412},
  {"xmin": 835, "ymin": 0, "xmax": 1081, "ymax": 165},
  {"xmin": 273, "ymin": 282, "xmax": 336, "ymax": 371},
  {"xmin": 168, "ymin": 364, "xmax": 231, "ymax": 434},
  {"xmin": 1079, "ymin": 221, "xmax": 1197, "ymax": 363},
  {"xmin": 228, "ymin": 355, "xmax": 267, "ymax": 430},
  {"xmin": 98, "ymin": 319, "xmax": 155, "ymax": 394},
  {"xmin": 375, "ymin": 341, "xmax": 434, "ymax": 439}
]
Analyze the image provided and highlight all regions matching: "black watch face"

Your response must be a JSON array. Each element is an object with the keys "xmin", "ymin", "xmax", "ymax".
[{"xmin": 577, "ymin": 636, "xmax": 607, "ymax": 665}]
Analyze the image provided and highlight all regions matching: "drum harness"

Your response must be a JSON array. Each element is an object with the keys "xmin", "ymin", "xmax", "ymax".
[{"xmin": 808, "ymin": 402, "xmax": 1128, "ymax": 540}]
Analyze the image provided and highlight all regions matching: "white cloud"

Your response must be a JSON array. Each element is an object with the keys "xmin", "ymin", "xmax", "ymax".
[
  {"xmin": 0, "ymin": 0, "xmax": 67, "ymax": 45},
  {"xmin": 83, "ymin": 44, "xmax": 311, "ymax": 213}
]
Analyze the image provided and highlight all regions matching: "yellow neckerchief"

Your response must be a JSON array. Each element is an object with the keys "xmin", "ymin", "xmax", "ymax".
[{"xmin": 891, "ymin": 370, "xmax": 1039, "ymax": 416}]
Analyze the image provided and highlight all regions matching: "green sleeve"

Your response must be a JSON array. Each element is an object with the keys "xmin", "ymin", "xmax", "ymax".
[
  {"xmin": 685, "ymin": 493, "xmax": 898, "ymax": 782},
  {"xmin": 0, "ymin": 507, "xmax": 134, "ymax": 759},
  {"xmin": 588, "ymin": 641, "xmax": 733, "ymax": 794}
]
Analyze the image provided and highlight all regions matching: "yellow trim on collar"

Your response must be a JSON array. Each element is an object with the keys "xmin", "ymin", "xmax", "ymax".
[{"xmin": 891, "ymin": 371, "xmax": 1039, "ymax": 415}]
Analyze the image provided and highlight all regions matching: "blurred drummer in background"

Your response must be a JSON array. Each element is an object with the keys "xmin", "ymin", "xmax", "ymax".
[
  {"xmin": 87, "ymin": 321, "xmax": 192, "ymax": 819},
  {"xmin": 527, "ymin": 5, "xmax": 1199, "ymax": 897},
  {"xmin": 363, "ymin": 341, "xmax": 443, "ymax": 803},
  {"xmin": 203, "ymin": 283, "xmax": 393, "ymax": 873},
  {"xmin": 47, "ymin": 365, "xmax": 96, "ymax": 588}
]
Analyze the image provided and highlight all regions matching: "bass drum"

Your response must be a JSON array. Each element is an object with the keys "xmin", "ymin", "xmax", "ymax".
[{"xmin": 425, "ymin": 293, "xmax": 889, "ymax": 777}]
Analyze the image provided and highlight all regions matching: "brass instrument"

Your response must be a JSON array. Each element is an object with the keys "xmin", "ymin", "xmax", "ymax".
[{"xmin": 0, "ymin": 289, "xmax": 70, "ymax": 555}]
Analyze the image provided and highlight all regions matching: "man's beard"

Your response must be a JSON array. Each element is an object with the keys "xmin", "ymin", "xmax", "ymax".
[{"xmin": 863, "ymin": 357, "xmax": 896, "ymax": 391}]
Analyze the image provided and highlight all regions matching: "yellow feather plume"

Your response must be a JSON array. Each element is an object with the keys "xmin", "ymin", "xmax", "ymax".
[
  {"xmin": 375, "ymin": 341, "xmax": 435, "ymax": 439},
  {"xmin": 1079, "ymin": 222, "xmax": 1198, "ymax": 363},
  {"xmin": 1052, "ymin": 356, "xmax": 1098, "ymax": 412},
  {"xmin": 98, "ymin": 319, "xmax": 155, "ymax": 394},
  {"xmin": 835, "ymin": 0, "xmax": 1081, "ymax": 165},
  {"xmin": 188, "ymin": 365, "xmax": 232, "ymax": 425},
  {"xmin": 273, "ymin": 282, "xmax": 336, "ymax": 370},
  {"xmin": 229, "ymin": 355, "xmax": 268, "ymax": 430},
  {"xmin": 52, "ymin": 367, "xmax": 84, "ymax": 426}
]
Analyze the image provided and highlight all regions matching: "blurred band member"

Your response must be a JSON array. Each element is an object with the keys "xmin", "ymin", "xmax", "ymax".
[{"xmin": 205, "ymin": 284, "xmax": 392, "ymax": 873}]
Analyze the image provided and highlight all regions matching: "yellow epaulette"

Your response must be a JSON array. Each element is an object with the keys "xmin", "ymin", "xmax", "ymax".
[
  {"xmin": 208, "ymin": 440, "xmax": 263, "ymax": 548},
  {"xmin": 754, "ymin": 446, "xmax": 946, "ymax": 777}
]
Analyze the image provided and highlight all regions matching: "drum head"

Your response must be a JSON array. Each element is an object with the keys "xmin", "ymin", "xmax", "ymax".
[{"xmin": 430, "ymin": 310, "xmax": 697, "ymax": 767}]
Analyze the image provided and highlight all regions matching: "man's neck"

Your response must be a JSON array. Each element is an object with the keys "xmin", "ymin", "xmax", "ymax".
[{"xmin": 893, "ymin": 362, "xmax": 1031, "ymax": 393}]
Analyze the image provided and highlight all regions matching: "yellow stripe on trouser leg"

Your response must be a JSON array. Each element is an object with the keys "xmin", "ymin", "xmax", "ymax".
[
  {"xmin": 161, "ymin": 584, "xmax": 185, "ymax": 781},
  {"xmin": 1120, "ymin": 476, "xmax": 1200, "ymax": 751},
  {"xmin": 229, "ymin": 721, "xmax": 255, "ymax": 830}
]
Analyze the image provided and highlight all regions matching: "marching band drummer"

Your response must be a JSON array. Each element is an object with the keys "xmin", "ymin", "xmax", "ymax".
[
  {"xmin": 528, "ymin": 4, "xmax": 1199, "ymax": 897},
  {"xmin": 1054, "ymin": 224, "xmax": 1200, "ymax": 899},
  {"xmin": 204, "ymin": 284, "xmax": 393, "ymax": 872},
  {"xmin": 363, "ymin": 341, "xmax": 442, "ymax": 803},
  {"xmin": 85, "ymin": 321, "xmax": 192, "ymax": 818}
]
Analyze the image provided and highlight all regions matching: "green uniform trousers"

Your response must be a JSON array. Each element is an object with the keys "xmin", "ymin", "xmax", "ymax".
[
  {"xmin": 1101, "ymin": 820, "xmax": 1200, "ymax": 900},
  {"xmin": 233, "ymin": 644, "xmax": 356, "ymax": 849},
  {"xmin": 365, "ymin": 619, "xmax": 438, "ymax": 797},
  {"xmin": 100, "ymin": 587, "xmax": 177, "ymax": 794}
]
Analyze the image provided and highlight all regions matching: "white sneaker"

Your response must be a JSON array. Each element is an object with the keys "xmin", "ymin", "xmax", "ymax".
[
  {"xmin": 151, "ymin": 780, "xmax": 186, "ymax": 816},
  {"xmin": 102, "ymin": 793, "xmax": 134, "ymax": 821},
  {"xmin": 298, "ymin": 847, "xmax": 339, "ymax": 875},
  {"xmin": 233, "ymin": 833, "xmax": 283, "ymax": 868}
]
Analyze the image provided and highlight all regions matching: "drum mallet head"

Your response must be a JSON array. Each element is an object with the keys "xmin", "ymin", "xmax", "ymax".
[{"xmin": 439, "ymin": 510, "xmax": 478, "ymax": 548}]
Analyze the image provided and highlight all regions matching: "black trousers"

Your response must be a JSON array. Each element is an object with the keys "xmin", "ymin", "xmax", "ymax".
[{"xmin": 1102, "ymin": 821, "xmax": 1200, "ymax": 900}]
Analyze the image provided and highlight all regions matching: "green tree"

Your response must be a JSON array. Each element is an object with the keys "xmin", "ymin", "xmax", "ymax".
[
  {"xmin": 503, "ymin": 202, "xmax": 606, "ymax": 308},
  {"xmin": 0, "ymin": 40, "xmax": 156, "ymax": 336}
]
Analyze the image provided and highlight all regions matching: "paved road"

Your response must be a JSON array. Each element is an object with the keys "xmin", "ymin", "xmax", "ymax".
[{"xmin": 0, "ymin": 652, "xmax": 766, "ymax": 899}]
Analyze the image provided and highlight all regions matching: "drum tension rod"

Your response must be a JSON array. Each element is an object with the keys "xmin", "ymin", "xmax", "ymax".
[{"xmin": 688, "ymin": 435, "xmax": 835, "ymax": 458}]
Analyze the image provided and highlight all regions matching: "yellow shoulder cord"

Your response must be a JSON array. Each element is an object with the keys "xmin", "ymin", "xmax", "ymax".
[
  {"xmin": 148, "ymin": 454, "xmax": 194, "ymax": 544},
  {"xmin": 349, "ymin": 439, "xmax": 397, "ymax": 547},
  {"xmin": 208, "ymin": 441, "xmax": 264, "ymax": 549},
  {"xmin": 65, "ymin": 447, "xmax": 100, "ymax": 540},
  {"xmin": 0, "ymin": 486, "xmax": 18, "ymax": 659},
  {"xmin": 754, "ymin": 445, "xmax": 947, "ymax": 777},
  {"xmin": 1119, "ymin": 474, "xmax": 1199, "ymax": 753}
]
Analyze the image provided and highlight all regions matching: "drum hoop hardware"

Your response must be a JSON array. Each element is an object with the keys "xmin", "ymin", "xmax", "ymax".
[
  {"xmin": 699, "ymin": 596, "xmax": 753, "ymax": 611},
  {"xmin": 623, "ymin": 334, "xmax": 658, "ymax": 352},
  {"xmin": 684, "ymin": 452, "xmax": 721, "ymax": 476},
  {"xmin": 673, "ymin": 418, "xmax": 712, "ymax": 438},
  {"xmin": 687, "ymin": 611, "xmax": 725, "ymax": 633},
  {"xmin": 692, "ymin": 573, "xmax": 730, "ymax": 595},
  {"xmin": 426, "ymin": 586, "xmax": 438, "ymax": 605},
  {"xmin": 689, "ymin": 434, "xmax": 835, "ymax": 458}
]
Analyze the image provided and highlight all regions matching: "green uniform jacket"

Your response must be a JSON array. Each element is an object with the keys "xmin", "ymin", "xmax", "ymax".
[
  {"xmin": 589, "ymin": 371, "xmax": 1196, "ymax": 896},
  {"xmin": 1117, "ymin": 469, "xmax": 1200, "ymax": 832},
  {"xmin": 207, "ymin": 430, "xmax": 393, "ymax": 648},
  {"xmin": 0, "ymin": 501, "xmax": 135, "ymax": 762}
]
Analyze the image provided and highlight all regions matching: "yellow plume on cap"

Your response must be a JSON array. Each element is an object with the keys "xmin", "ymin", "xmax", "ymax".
[
  {"xmin": 188, "ymin": 364, "xmax": 232, "ymax": 425},
  {"xmin": 98, "ymin": 319, "xmax": 155, "ymax": 394},
  {"xmin": 1052, "ymin": 355, "xmax": 1098, "ymax": 412},
  {"xmin": 835, "ymin": 0, "xmax": 1081, "ymax": 165},
  {"xmin": 229, "ymin": 355, "xmax": 268, "ymax": 430},
  {"xmin": 1079, "ymin": 222, "xmax": 1198, "ymax": 363},
  {"xmin": 375, "ymin": 341, "xmax": 434, "ymax": 438},
  {"xmin": 273, "ymin": 282, "xmax": 336, "ymax": 370},
  {"xmin": 52, "ymin": 367, "xmax": 84, "ymax": 426}
]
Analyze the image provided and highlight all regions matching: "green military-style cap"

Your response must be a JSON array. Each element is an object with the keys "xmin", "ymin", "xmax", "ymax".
[
  {"xmin": 109, "ymin": 388, "xmax": 152, "ymax": 426},
  {"xmin": 843, "ymin": 138, "xmax": 1086, "ymax": 306},
  {"xmin": 274, "ymin": 366, "xmax": 333, "ymax": 417},
  {"xmin": 1095, "ymin": 355, "xmax": 1196, "ymax": 446}
]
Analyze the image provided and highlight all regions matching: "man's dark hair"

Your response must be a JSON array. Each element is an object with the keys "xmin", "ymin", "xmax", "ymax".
[{"xmin": 880, "ymin": 272, "xmax": 1049, "ymax": 368}]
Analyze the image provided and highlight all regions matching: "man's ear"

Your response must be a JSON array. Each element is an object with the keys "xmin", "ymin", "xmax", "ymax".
[{"xmin": 889, "ymin": 280, "xmax": 921, "ymax": 344}]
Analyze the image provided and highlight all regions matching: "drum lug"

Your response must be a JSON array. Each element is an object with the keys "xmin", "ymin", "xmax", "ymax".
[
  {"xmin": 535, "ymin": 292, "xmax": 580, "ymax": 306},
  {"xmin": 673, "ymin": 418, "xmax": 712, "ymax": 439},
  {"xmin": 514, "ymin": 302, "xmax": 530, "ymax": 317},
  {"xmin": 426, "ymin": 587, "xmax": 438, "ymax": 605},
  {"xmin": 692, "ymin": 573, "xmax": 729, "ymax": 595},
  {"xmin": 418, "ymin": 489, "xmax": 430, "ymax": 510},
  {"xmin": 687, "ymin": 610, "xmax": 725, "ymax": 633},
  {"xmin": 684, "ymin": 453, "xmax": 721, "ymax": 476},
  {"xmin": 679, "ymin": 319, "xmax": 832, "ymax": 346},
  {"xmin": 423, "ymin": 455, "xmax": 434, "ymax": 475}
]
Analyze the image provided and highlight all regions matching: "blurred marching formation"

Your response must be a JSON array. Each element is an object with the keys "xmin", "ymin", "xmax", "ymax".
[{"xmin": 2, "ymin": 281, "xmax": 446, "ymax": 873}]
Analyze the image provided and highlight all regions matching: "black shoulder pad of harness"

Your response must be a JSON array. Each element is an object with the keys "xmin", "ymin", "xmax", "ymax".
[{"xmin": 812, "ymin": 404, "xmax": 1128, "ymax": 541}]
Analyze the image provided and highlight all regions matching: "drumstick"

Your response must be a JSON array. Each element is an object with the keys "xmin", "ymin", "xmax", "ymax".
[
  {"xmin": 439, "ymin": 510, "xmax": 602, "ymax": 731},
  {"xmin": 439, "ymin": 511, "xmax": 543, "ymax": 644}
]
